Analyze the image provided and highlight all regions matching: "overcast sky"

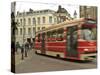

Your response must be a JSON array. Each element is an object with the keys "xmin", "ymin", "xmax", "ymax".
[{"xmin": 15, "ymin": 1, "xmax": 79, "ymax": 18}]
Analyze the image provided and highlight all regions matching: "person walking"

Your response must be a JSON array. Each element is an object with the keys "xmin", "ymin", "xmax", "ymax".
[
  {"xmin": 15, "ymin": 42, "xmax": 20, "ymax": 54},
  {"xmin": 30, "ymin": 42, "xmax": 33, "ymax": 50},
  {"xmin": 21, "ymin": 44, "xmax": 24, "ymax": 60},
  {"xmin": 25, "ymin": 42, "xmax": 29, "ymax": 57}
]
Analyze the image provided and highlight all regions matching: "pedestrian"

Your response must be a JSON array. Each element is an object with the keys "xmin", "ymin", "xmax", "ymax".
[
  {"xmin": 21, "ymin": 44, "xmax": 24, "ymax": 60},
  {"xmin": 15, "ymin": 42, "xmax": 20, "ymax": 54},
  {"xmin": 25, "ymin": 42, "xmax": 29, "ymax": 57},
  {"xmin": 30, "ymin": 42, "xmax": 33, "ymax": 50}
]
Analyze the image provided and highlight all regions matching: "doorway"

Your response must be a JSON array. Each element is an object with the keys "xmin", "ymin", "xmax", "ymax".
[{"xmin": 66, "ymin": 26, "xmax": 78, "ymax": 57}]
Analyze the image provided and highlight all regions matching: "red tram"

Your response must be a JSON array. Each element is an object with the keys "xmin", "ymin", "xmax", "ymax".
[{"xmin": 34, "ymin": 18, "xmax": 97, "ymax": 61}]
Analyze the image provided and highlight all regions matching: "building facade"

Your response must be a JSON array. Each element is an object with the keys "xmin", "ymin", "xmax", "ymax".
[
  {"xmin": 15, "ymin": 6, "xmax": 71, "ymax": 45},
  {"xmin": 80, "ymin": 6, "xmax": 97, "ymax": 20}
]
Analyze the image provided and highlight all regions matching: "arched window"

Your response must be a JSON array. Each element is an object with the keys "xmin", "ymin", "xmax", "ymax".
[
  {"xmin": 43, "ymin": 17, "xmax": 45, "ymax": 24},
  {"xmin": 28, "ymin": 18, "xmax": 31, "ymax": 25},
  {"xmin": 24, "ymin": 18, "xmax": 26, "ymax": 25},
  {"xmin": 20, "ymin": 28, "xmax": 22, "ymax": 35},
  {"xmin": 20, "ymin": 19, "xmax": 22, "ymax": 25},
  {"xmin": 42, "ymin": 27, "xmax": 45, "ymax": 30},
  {"xmin": 15, "ymin": 29, "xmax": 18, "ymax": 35},
  {"xmin": 37, "ymin": 17, "xmax": 40, "ymax": 24},
  {"xmin": 23, "ymin": 28, "xmax": 26, "ymax": 35},
  {"xmin": 38, "ymin": 27, "xmax": 40, "ymax": 31},
  {"xmin": 49, "ymin": 16, "xmax": 52, "ymax": 23},
  {"xmin": 33, "ymin": 27, "xmax": 35, "ymax": 34},
  {"xmin": 33, "ymin": 18, "xmax": 36, "ymax": 25},
  {"xmin": 28, "ymin": 28, "xmax": 31, "ymax": 35}
]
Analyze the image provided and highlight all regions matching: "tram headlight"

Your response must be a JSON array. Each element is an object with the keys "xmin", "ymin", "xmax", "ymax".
[{"xmin": 84, "ymin": 49, "xmax": 89, "ymax": 51}]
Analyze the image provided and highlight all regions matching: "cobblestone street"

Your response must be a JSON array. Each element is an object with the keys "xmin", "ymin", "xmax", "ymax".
[{"xmin": 15, "ymin": 49, "xmax": 97, "ymax": 73}]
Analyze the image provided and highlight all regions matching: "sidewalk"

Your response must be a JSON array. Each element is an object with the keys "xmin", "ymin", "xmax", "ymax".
[{"xmin": 15, "ymin": 48, "xmax": 34, "ymax": 65}]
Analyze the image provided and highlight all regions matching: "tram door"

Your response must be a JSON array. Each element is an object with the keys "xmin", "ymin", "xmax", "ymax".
[
  {"xmin": 66, "ymin": 26, "xmax": 78, "ymax": 57},
  {"xmin": 41, "ymin": 33, "xmax": 46, "ymax": 54}
]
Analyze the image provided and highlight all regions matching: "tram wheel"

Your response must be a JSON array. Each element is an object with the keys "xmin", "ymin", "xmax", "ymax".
[{"xmin": 56, "ymin": 54, "xmax": 60, "ymax": 58}]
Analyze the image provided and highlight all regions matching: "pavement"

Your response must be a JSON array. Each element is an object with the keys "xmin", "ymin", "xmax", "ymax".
[{"xmin": 15, "ymin": 48, "xmax": 33, "ymax": 65}]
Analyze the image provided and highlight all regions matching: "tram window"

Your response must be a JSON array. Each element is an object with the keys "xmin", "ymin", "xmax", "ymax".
[
  {"xmin": 47, "ymin": 31, "xmax": 51, "ymax": 41},
  {"xmin": 47, "ymin": 31, "xmax": 51, "ymax": 38},
  {"xmin": 81, "ymin": 29, "xmax": 95, "ymax": 40},
  {"xmin": 52, "ymin": 30, "xmax": 57, "ymax": 38},
  {"xmin": 57, "ymin": 29, "xmax": 64, "ymax": 41},
  {"xmin": 51, "ymin": 30, "xmax": 57, "ymax": 41},
  {"xmin": 38, "ymin": 34, "xmax": 40, "ymax": 42}
]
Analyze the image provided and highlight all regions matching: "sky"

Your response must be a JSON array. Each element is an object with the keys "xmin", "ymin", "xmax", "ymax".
[{"xmin": 15, "ymin": 1, "xmax": 79, "ymax": 18}]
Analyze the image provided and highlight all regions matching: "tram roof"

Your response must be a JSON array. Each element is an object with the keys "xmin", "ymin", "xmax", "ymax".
[{"xmin": 36, "ymin": 18, "xmax": 85, "ymax": 34}]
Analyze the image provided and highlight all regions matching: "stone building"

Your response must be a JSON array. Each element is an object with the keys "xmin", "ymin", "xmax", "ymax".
[
  {"xmin": 80, "ymin": 6, "xmax": 97, "ymax": 20},
  {"xmin": 15, "ymin": 6, "xmax": 71, "ymax": 45}
]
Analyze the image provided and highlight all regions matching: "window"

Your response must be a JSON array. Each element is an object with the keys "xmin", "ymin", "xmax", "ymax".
[
  {"xmin": 38, "ymin": 27, "xmax": 40, "ymax": 31},
  {"xmin": 28, "ymin": 18, "xmax": 31, "ymax": 25},
  {"xmin": 81, "ymin": 29, "xmax": 95, "ymax": 40},
  {"xmin": 49, "ymin": 16, "xmax": 52, "ymax": 23},
  {"xmin": 20, "ymin": 19, "xmax": 22, "ymax": 25},
  {"xmin": 51, "ymin": 30, "xmax": 57, "ymax": 38},
  {"xmin": 20, "ymin": 28, "xmax": 22, "ymax": 35},
  {"xmin": 23, "ymin": 28, "xmax": 26, "ymax": 35},
  {"xmin": 47, "ymin": 31, "xmax": 51, "ymax": 38},
  {"xmin": 28, "ymin": 28, "xmax": 31, "ymax": 35},
  {"xmin": 86, "ymin": 19, "xmax": 96, "ymax": 24},
  {"xmin": 15, "ymin": 29, "xmax": 18, "ymax": 35},
  {"xmin": 57, "ymin": 29, "xmax": 64, "ymax": 41},
  {"xmin": 37, "ymin": 17, "xmax": 40, "ymax": 24},
  {"xmin": 48, "ymin": 30, "xmax": 57, "ymax": 41},
  {"xmin": 33, "ymin": 18, "xmax": 36, "ymax": 25},
  {"xmin": 33, "ymin": 27, "xmax": 35, "ymax": 36},
  {"xmin": 42, "ymin": 27, "xmax": 45, "ymax": 30},
  {"xmin": 43, "ymin": 17, "xmax": 45, "ymax": 24},
  {"xmin": 23, "ymin": 18, "xmax": 26, "ymax": 25}
]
